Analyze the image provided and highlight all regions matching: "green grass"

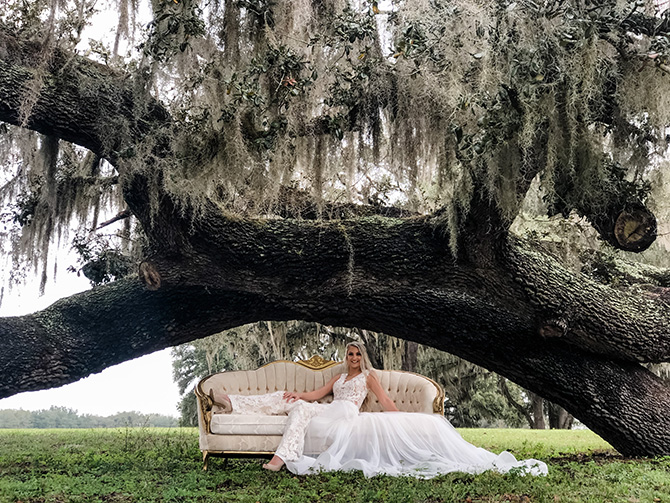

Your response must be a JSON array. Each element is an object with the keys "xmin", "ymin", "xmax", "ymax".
[
  {"xmin": 0, "ymin": 428, "xmax": 667, "ymax": 503},
  {"xmin": 458, "ymin": 428, "xmax": 614, "ymax": 458}
]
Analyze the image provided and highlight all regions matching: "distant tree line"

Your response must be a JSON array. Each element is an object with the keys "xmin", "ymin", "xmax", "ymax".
[{"xmin": 0, "ymin": 407, "xmax": 177, "ymax": 428}]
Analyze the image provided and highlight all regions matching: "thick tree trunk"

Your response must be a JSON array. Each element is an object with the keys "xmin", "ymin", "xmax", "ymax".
[
  {"xmin": 529, "ymin": 393, "xmax": 546, "ymax": 430},
  {"xmin": 401, "ymin": 340, "xmax": 419, "ymax": 372},
  {"xmin": 548, "ymin": 403, "xmax": 574, "ymax": 430}
]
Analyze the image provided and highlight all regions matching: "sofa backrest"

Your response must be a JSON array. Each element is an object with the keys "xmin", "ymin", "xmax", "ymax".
[
  {"xmin": 197, "ymin": 357, "xmax": 444, "ymax": 414},
  {"xmin": 367, "ymin": 369, "xmax": 442, "ymax": 414},
  {"xmin": 200, "ymin": 361, "xmax": 344, "ymax": 403}
]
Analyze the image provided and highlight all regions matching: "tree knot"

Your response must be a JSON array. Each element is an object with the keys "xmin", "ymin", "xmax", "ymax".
[
  {"xmin": 539, "ymin": 318, "xmax": 568, "ymax": 338},
  {"xmin": 139, "ymin": 261, "xmax": 162, "ymax": 290}
]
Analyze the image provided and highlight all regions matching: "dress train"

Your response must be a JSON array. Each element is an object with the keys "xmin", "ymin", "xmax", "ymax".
[
  {"xmin": 227, "ymin": 374, "xmax": 548, "ymax": 478},
  {"xmin": 287, "ymin": 402, "xmax": 548, "ymax": 478}
]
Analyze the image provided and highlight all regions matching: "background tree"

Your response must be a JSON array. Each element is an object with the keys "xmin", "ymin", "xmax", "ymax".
[{"xmin": 1, "ymin": 0, "xmax": 670, "ymax": 456}]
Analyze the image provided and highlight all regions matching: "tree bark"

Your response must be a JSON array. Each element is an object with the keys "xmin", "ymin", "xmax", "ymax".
[
  {"xmin": 401, "ymin": 341, "xmax": 419, "ymax": 372},
  {"xmin": 0, "ymin": 279, "xmax": 303, "ymax": 395},
  {"xmin": 528, "ymin": 393, "xmax": 546, "ymax": 430}
]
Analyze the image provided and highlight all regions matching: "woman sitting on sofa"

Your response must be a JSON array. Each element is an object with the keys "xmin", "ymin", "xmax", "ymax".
[{"xmin": 210, "ymin": 342, "xmax": 547, "ymax": 478}]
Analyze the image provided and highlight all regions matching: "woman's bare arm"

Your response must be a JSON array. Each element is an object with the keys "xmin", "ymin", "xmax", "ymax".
[
  {"xmin": 366, "ymin": 373, "xmax": 399, "ymax": 412},
  {"xmin": 284, "ymin": 374, "xmax": 341, "ymax": 403}
]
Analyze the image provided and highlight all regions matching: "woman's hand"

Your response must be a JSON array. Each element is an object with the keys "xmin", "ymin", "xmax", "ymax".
[
  {"xmin": 285, "ymin": 374, "xmax": 341, "ymax": 404},
  {"xmin": 366, "ymin": 373, "xmax": 399, "ymax": 412},
  {"xmin": 283, "ymin": 391, "xmax": 302, "ymax": 403}
]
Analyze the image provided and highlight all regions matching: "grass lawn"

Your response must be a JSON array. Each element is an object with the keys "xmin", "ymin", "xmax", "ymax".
[{"xmin": 0, "ymin": 428, "xmax": 668, "ymax": 503}]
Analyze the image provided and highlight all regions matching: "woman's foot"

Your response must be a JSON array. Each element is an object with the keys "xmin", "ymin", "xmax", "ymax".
[
  {"xmin": 208, "ymin": 389, "xmax": 232, "ymax": 414},
  {"xmin": 262, "ymin": 462, "xmax": 283, "ymax": 472},
  {"xmin": 262, "ymin": 455, "xmax": 285, "ymax": 472}
]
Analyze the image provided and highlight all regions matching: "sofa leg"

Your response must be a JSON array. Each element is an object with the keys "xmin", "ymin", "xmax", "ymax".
[{"xmin": 202, "ymin": 451, "xmax": 210, "ymax": 471}]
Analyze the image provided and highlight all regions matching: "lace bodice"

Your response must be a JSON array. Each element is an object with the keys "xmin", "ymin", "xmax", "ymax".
[{"xmin": 332, "ymin": 372, "xmax": 368, "ymax": 408}]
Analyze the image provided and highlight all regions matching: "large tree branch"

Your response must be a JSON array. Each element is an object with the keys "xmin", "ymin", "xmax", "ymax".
[
  {"xmin": 0, "ymin": 28, "xmax": 169, "ymax": 164},
  {"xmin": 506, "ymin": 239, "xmax": 670, "ymax": 363},
  {"xmin": 133, "ymin": 191, "xmax": 670, "ymax": 363},
  {"xmin": 0, "ymin": 278, "xmax": 302, "ymax": 396},
  {"xmin": 1, "ymin": 236, "xmax": 669, "ymax": 456}
]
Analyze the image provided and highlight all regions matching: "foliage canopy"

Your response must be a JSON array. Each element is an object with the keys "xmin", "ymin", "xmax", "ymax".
[{"xmin": 3, "ymin": 0, "xmax": 670, "ymax": 270}]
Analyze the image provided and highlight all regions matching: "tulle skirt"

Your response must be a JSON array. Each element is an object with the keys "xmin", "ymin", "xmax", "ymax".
[{"xmin": 287, "ymin": 401, "xmax": 548, "ymax": 479}]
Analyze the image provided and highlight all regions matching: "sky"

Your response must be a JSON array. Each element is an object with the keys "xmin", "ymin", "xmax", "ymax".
[{"xmin": 0, "ymin": 243, "xmax": 182, "ymax": 419}]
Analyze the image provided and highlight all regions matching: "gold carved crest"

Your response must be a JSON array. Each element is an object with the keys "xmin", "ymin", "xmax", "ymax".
[{"xmin": 295, "ymin": 355, "xmax": 340, "ymax": 370}]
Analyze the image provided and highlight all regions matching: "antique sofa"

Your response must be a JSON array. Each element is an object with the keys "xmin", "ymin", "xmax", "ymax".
[{"xmin": 195, "ymin": 355, "xmax": 445, "ymax": 470}]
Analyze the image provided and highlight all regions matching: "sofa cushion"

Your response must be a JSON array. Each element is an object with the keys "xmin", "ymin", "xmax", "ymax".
[
  {"xmin": 210, "ymin": 414, "xmax": 287, "ymax": 435},
  {"xmin": 208, "ymin": 413, "xmax": 331, "ymax": 454}
]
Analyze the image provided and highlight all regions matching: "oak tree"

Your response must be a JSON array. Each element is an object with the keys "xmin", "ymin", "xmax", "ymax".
[{"xmin": 1, "ymin": 0, "xmax": 670, "ymax": 455}]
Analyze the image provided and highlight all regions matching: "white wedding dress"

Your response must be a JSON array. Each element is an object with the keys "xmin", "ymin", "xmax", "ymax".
[{"xmin": 229, "ymin": 372, "xmax": 548, "ymax": 479}]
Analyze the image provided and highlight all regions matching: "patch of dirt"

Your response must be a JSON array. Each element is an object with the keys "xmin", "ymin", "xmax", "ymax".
[
  {"xmin": 216, "ymin": 479, "xmax": 244, "ymax": 490},
  {"xmin": 100, "ymin": 493, "xmax": 134, "ymax": 502},
  {"xmin": 465, "ymin": 494, "xmax": 533, "ymax": 503},
  {"xmin": 549, "ymin": 450, "xmax": 627, "ymax": 465}
]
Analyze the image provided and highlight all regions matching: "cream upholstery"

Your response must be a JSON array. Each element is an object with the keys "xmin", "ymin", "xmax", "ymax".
[
  {"xmin": 210, "ymin": 414, "xmax": 287, "ymax": 435},
  {"xmin": 195, "ymin": 357, "xmax": 445, "ymax": 469}
]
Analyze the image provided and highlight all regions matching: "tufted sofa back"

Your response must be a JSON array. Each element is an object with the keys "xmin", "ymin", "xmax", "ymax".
[
  {"xmin": 198, "ymin": 359, "xmax": 444, "ymax": 414},
  {"xmin": 366, "ymin": 368, "xmax": 442, "ymax": 414}
]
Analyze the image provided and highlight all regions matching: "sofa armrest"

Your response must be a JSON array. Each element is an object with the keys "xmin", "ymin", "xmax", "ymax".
[{"xmin": 194, "ymin": 384, "xmax": 215, "ymax": 434}]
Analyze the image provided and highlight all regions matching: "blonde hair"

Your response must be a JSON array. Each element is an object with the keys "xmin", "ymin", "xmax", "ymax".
[{"xmin": 345, "ymin": 341, "xmax": 375, "ymax": 375}]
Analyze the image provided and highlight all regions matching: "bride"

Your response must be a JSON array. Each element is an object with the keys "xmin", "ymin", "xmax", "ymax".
[{"xmin": 210, "ymin": 342, "xmax": 548, "ymax": 478}]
